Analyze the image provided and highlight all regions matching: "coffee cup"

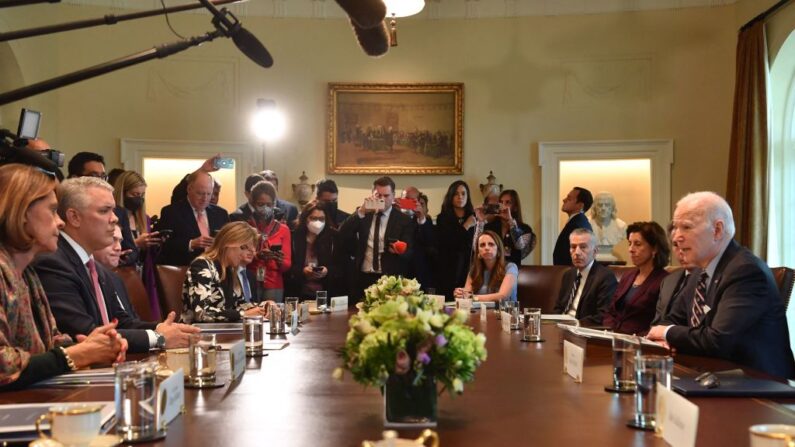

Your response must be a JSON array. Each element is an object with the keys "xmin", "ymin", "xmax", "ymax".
[
  {"xmin": 750, "ymin": 424, "xmax": 795, "ymax": 447},
  {"xmin": 36, "ymin": 404, "xmax": 103, "ymax": 446}
]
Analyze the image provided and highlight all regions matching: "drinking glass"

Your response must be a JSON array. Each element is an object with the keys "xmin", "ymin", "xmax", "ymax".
[
  {"xmin": 188, "ymin": 333, "xmax": 218, "ymax": 386},
  {"xmin": 629, "ymin": 355, "xmax": 673, "ymax": 431},
  {"xmin": 607, "ymin": 335, "xmax": 638, "ymax": 392},
  {"xmin": 115, "ymin": 361, "xmax": 158, "ymax": 441},
  {"xmin": 243, "ymin": 315, "xmax": 264, "ymax": 356},
  {"xmin": 316, "ymin": 290, "xmax": 328, "ymax": 312},
  {"xmin": 522, "ymin": 307, "xmax": 542, "ymax": 341},
  {"xmin": 509, "ymin": 302, "xmax": 521, "ymax": 330}
]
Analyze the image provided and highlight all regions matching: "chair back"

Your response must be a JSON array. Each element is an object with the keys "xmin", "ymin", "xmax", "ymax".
[
  {"xmin": 771, "ymin": 267, "xmax": 795, "ymax": 310},
  {"xmin": 113, "ymin": 266, "xmax": 154, "ymax": 321},
  {"xmin": 516, "ymin": 265, "xmax": 570, "ymax": 312},
  {"xmin": 155, "ymin": 265, "xmax": 188, "ymax": 320}
]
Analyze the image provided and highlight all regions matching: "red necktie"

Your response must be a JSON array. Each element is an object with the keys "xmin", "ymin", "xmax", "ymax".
[
  {"xmin": 196, "ymin": 210, "xmax": 210, "ymax": 237},
  {"xmin": 86, "ymin": 258, "xmax": 110, "ymax": 324}
]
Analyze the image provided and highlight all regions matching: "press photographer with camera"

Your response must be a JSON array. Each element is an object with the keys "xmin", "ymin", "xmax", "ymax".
[
  {"xmin": 231, "ymin": 180, "xmax": 292, "ymax": 302},
  {"xmin": 398, "ymin": 187, "xmax": 437, "ymax": 293},
  {"xmin": 479, "ymin": 189, "xmax": 537, "ymax": 265}
]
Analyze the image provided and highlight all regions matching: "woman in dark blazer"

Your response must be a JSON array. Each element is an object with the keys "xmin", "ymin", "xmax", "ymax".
[
  {"xmin": 435, "ymin": 180, "xmax": 477, "ymax": 299},
  {"xmin": 286, "ymin": 201, "xmax": 337, "ymax": 299},
  {"xmin": 603, "ymin": 221, "xmax": 670, "ymax": 335}
]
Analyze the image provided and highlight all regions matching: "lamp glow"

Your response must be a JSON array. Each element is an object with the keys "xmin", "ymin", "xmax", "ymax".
[
  {"xmin": 384, "ymin": 0, "xmax": 425, "ymax": 18},
  {"xmin": 251, "ymin": 102, "xmax": 287, "ymax": 142}
]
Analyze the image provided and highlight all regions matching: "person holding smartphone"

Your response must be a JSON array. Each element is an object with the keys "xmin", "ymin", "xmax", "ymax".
[
  {"xmin": 230, "ymin": 180, "xmax": 291, "ymax": 302},
  {"xmin": 112, "ymin": 170, "xmax": 163, "ymax": 319},
  {"xmin": 477, "ymin": 189, "xmax": 536, "ymax": 266},
  {"xmin": 285, "ymin": 201, "xmax": 337, "ymax": 299}
]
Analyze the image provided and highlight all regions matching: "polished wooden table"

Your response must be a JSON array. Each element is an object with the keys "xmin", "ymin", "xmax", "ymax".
[{"xmin": 3, "ymin": 312, "xmax": 795, "ymax": 446}]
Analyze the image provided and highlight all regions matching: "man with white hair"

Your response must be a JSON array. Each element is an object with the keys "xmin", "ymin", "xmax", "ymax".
[{"xmin": 647, "ymin": 192, "xmax": 795, "ymax": 378}]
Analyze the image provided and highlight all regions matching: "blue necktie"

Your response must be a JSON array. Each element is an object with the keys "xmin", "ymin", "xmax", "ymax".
[{"xmin": 240, "ymin": 270, "xmax": 252, "ymax": 302}]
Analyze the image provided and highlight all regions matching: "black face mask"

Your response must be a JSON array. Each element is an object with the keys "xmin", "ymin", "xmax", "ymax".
[
  {"xmin": 325, "ymin": 201, "xmax": 338, "ymax": 216},
  {"xmin": 124, "ymin": 196, "xmax": 144, "ymax": 212}
]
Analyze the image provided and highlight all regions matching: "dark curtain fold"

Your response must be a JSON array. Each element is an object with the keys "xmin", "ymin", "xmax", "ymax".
[{"xmin": 726, "ymin": 21, "xmax": 769, "ymax": 259}]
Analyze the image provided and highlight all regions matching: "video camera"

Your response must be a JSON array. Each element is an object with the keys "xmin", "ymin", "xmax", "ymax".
[{"xmin": 0, "ymin": 108, "xmax": 65, "ymax": 178}]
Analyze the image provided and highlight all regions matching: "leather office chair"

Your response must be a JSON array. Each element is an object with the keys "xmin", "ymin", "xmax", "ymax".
[
  {"xmin": 771, "ymin": 267, "xmax": 795, "ymax": 310},
  {"xmin": 113, "ymin": 266, "xmax": 154, "ymax": 321},
  {"xmin": 155, "ymin": 265, "xmax": 188, "ymax": 320},
  {"xmin": 516, "ymin": 265, "xmax": 570, "ymax": 312}
]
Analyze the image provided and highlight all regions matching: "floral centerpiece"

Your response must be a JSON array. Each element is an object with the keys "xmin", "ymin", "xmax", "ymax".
[{"xmin": 334, "ymin": 276, "xmax": 487, "ymax": 426}]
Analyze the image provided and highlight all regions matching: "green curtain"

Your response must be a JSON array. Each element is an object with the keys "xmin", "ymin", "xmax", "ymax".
[{"xmin": 726, "ymin": 21, "xmax": 769, "ymax": 259}]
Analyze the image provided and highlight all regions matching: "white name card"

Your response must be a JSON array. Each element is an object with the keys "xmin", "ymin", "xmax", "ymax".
[
  {"xmin": 501, "ymin": 312, "xmax": 512, "ymax": 332},
  {"xmin": 659, "ymin": 384, "xmax": 699, "ymax": 447},
  {"xmin": 229, "ymin": 340, "xmax": 246, "ymax": 381},
  {"xmin": 456, "ymin": 298, "xmax": 473, "ymax": 313},
  {"xmin": 480, "ymin": 303, "xmax": 487, "ymax": 322},
  {"xmin": 563, "ymin": 340, "xmax": 584, "ymax": 383},
  {"xmin": 157, "ymin": 369, "xmax": 184, "ymax": 430},
  {"xmin": 330, "ymin": 296, "xmax": 348, "ymax": 312}
]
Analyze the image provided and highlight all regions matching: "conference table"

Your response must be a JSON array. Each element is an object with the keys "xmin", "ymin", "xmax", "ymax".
[{"xmin": 3, "ymin": 312, "xmax": 795, "ymax": 446}]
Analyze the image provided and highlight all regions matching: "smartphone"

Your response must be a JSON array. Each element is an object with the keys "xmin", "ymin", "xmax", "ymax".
[
  {"xmin": 364, "ymin": 197, "xmax": 386, "ymax": 212},
  {"xmin": 213, "ymin": 157, "xmax": 235, "ymax": 169},
  {"xmin": 485, "ymin": 203, "xmax": 501, "ymax": 215},
  {"xmin": 396, "ymin": 198, "xmax": 418, "ymax": 211},
  {"xmin": 158, "ymin": 229, "xmax": 174, "ymax": 241},
  {"xmin": 270, "ymin": 245, "xmax": 282, "ymax": 252}
]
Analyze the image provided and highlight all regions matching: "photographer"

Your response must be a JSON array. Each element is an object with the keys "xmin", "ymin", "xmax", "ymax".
[
  {"xmin": 231, "ymin": 180, "xmax": 291, "ymax": 302},
  {"xmin": 479, "ymin": 189, "xmax": 536, "ymax": 265},
  {"xmin": 399, "ymin": 187, "xmax": 436, "ymax": 292}
]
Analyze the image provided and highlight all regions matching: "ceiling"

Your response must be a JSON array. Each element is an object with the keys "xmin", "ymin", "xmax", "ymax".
[{"xmin": 60, "ymin": 0, "xmax": 738, "ymax": 19}]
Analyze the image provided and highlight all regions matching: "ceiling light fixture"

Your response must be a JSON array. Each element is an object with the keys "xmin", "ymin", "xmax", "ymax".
[{"xmin": 383, "ymin": 0, "xmax": 425, "ymax": 47}]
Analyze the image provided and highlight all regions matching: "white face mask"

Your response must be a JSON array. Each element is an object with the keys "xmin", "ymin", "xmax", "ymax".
[{"xmin": 307, "ymin": 220, "xmax": 325, "ymax": 235}]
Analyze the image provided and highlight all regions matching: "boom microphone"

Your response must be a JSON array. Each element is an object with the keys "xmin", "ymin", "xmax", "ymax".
[
  {"xmin": 199, "ymin": 0, "xmax": 273, "ymax": 68},
  {"xmin": 334, "ymin": 0, "xmax": 386, "ymax": 29},
  {"xmin": 351, "ymin": 19, "xmax": 389, "ymax": 57}
]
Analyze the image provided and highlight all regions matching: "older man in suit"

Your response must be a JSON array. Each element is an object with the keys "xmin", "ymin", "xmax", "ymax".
[
  {"xmin": 552, "ymin": 228, "xmax": 617, "ymax": 325},
  {"xmin": 553, "ymin": 187, "xmax": 593, "ymax": 265},
  {"xmin": 157, "ymin": 171, "xmax": 229, "ymax": 266},
  {"xmin": 647, "ymin": 192, "xmax": 795, "ymax": 378},
  {"xmin": 34, "ymin": 178, "xmax": 197, "ymax": 354},
  {"xmin": 339, "ymin": 176, "xmax": 415, "ymax": 302}
]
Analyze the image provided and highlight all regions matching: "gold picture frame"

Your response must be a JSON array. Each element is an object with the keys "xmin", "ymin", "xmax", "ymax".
[{"xmin": 327, "ymin": 82, "xmax": 464, "ymax": 175}]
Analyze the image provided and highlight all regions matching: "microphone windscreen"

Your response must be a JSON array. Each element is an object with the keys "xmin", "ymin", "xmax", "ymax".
[
  {"xmin": 351, "ymin": 19, "xmax": 389, "ymax": 57},
  {"xmin": 232, "ymin": 27, "xmax": 274, "ymax": 68},
  {"xmin": 335, "ymin": 0, "xmax": 386, "ymax": 29}
]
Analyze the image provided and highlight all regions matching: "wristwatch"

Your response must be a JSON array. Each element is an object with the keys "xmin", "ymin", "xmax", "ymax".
[{"xmin": 154, "ymin": 331, "xmax": 166, "ymax": 350}]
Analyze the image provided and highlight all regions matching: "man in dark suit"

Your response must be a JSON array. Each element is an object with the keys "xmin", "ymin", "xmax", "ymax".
[
  {"xmin": 34, "ymin": 178, "xmax": 197, "ymax": 354},
  {"xmin": 650, "ymin": 241, "xmax": 700, "ymax": 325},
  {"xmin": 260, "ymin": 170, "xmax": 299, "ymax": 228},
  {"xmin": 156, "ymin": 171, "xmax": 229, "ymax": 266},
  {"xmin": 316, "ymin": 178, "xmax": 350, "ymax": 228},
  {"xmin": 553, "ymin": 228, "xmax": 617, "ymax": 325},
  {"xmin": 339, "ymin": 176, "xmax": 416, "ymax": 302},
  {"xmin": 648, "ymin": 192, "xmax": 795, "ymax": 378},
  {"xmin": 553, "ymin": 187, "xmax": 593, "ymax": 265}
]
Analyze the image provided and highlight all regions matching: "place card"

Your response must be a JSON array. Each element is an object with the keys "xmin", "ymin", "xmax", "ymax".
[
  {"xmin": 229, "ymin": 340, "xmax": 246, "ymax": 381},
  {"xmin": 501, "ymin": 312, "xmax": 512, "ymax": 332},
  {"xmin": 658, "ymin": 383, "xmax": 699, "ymax": 447},
  {"xmin": 563, "ymin": 340, "xmax": 584, "ymax": 383},
  {"xmin": 157, "ymin": 369, "xmax": 184, "ymax": 430},
  {"xmin": 427, "ymin": 294, "xmax": 446, "ymax": 309},
  {"xmin": 480, "ymin": 303, "xmax": 487, "ymax": 322},
  {"xmin": 330, "ymin": 296, "xmax": 348, "ymax": 312}
]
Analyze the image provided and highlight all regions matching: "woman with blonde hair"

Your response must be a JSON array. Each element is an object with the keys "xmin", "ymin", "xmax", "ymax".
[
  {"xmin": 182, "ymin": 221, "xmax": 268, "ymax": 323},
  {"xmin": 454, "ymin": 230, "xmax": 518, "ymax": 302},
  {"xmin": 112, "ymin": 170, "xmax": 162, "ymax": 318},
  {"xmin": 0, "ymin": 164, "xmax": 125, "ymax": 389}
]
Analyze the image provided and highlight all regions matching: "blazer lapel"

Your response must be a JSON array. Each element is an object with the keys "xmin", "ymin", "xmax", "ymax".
[
  {"xmin": 180, "ymin": 200, "xmax": 201, "ymax": 237},
  {"xmin": 58, "ymin": 236, "xmax": 102, "ymax": 320}
]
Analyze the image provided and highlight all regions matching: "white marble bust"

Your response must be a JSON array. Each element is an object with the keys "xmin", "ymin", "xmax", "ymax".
[{"xmin": 588, "ymin": 191, "xmax": 627, "ymax": 262}]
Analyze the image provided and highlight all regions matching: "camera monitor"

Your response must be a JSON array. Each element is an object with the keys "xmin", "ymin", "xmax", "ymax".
[{"xmin": 17, "ymin": 109, "xmax": 41, "ymax": 140}]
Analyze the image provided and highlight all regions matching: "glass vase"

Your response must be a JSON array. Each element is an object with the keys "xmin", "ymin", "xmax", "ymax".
[{"xmin": 383, "ymin": 375, "xmax": 437, "ymax": 427}]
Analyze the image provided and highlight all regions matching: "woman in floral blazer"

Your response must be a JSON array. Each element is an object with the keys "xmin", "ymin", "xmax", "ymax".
[{"xmin": 181, "ymin": 221, "xmax": 268, "ymax": 323}]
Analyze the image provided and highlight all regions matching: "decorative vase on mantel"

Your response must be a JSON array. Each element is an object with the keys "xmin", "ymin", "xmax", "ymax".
[{"xmin": 383, "ymin": 375, "xmax": 437, "ymax": 427}]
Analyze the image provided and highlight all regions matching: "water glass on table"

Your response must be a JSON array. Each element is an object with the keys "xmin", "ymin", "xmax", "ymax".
[
  {"xmin": 188, "ymin": 333, "xmax": 218, "ymax": 387},
  {"xmin": 521, "ymin": 307, "xmax": 543, "ymax": 342},
  {"xmin": 316, "ymin": 290, "xmax": 328, "ymax": 312},
  {"xmin": 115, "ymin": 361, "xmax": 158, "ymax": 441},
  {"xmin": 628, "ymin": 355, "xmax": 673, "ymax": 431},
  {"xmin": 606, "ymin": 335, "xmax": 639, "ymax": 393},
  {"xmin": 243, "ymin": 315, "xmax": 264, "ymax": 356}
]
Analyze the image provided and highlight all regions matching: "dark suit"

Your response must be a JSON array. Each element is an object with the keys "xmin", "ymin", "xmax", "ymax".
[
  {"xmin": 285, "ymin": 227, "xmax": 338, "ymax": 298},
  {"xmin": 553, "ymin": 261, "xmax": 617, "ymax": 325},
  {"xmin": 155, "ymin": 200, "xmax": 229, "ymax": 266},
  {"xmin": 33, "ymin": 236, "xmax": 157, "ymax": 353},
  {"xmin": 662, "ymin": 240, "xmax": 795, "ymax": 378},
  {"xmin": 553, "ymin": 212, "xmax": 592, "ymax": 265},
  {"xmin": 276, "ymin": 198, "xmax": 299, "ymax": 229},
  {"xmin": 339, "ymin": 208, "xmax": 416, "ymax": 298},
  {"xmin": 603, "ymin": 267, "xmax": 668, "ymax": 335},
  {"xmin": 651, "ymin": 268, "xmax": 699, "ymax": 326},
  {"xmin": 409, "ymin": 217, "xmax": 437, "ymax": 292},
  {"xmin": 229, "ymin": 203, "xmax": 254, "ymax": 223}
]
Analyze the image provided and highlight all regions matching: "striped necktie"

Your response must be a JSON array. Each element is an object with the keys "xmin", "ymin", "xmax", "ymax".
[
  {"xmin": 566, "ymin": 271, "xmax": 582, "ymax": 314},
  {"xmin": 690, "ymin": 272, "xmax": 709, "ymax": 327}
]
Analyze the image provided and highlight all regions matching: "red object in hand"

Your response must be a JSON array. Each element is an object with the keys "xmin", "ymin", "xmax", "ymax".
[{"xmin": 392, "ymin": 240, "xmax": 407, "ymax": 254}]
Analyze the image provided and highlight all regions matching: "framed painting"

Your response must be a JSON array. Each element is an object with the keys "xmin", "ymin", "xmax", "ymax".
[{"xmin": 327, "ymin": 83, "xmax": 464, "ymax": 175}]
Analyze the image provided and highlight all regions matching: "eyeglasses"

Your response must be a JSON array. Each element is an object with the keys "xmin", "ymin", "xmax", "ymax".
[{"xmin": 84, "ymin": 173, "xmax": 109, "ymax": 181}]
